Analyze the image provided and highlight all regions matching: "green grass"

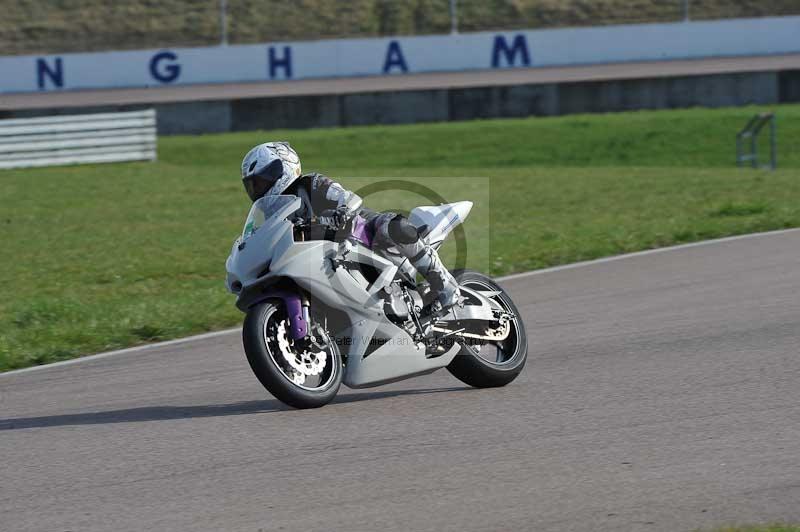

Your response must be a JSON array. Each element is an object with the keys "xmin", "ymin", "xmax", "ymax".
[
  {"xmin": 3, "ymin": 0, "xmax": 799, "ymax": 55},
  {"xmin": 2, "ymin": 104, "xmax": 800, "ymax": 370}
]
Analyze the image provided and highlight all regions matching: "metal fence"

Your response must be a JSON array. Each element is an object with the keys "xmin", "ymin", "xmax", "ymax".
[
  {"xmin": 0, "ymin": 110, "xmax": 157, "ymax": 170},
  {"xmin": 2, "ymin": 0, "xmax": 799, "ymax": 56},
  {"xmin": 736, "ymin": 112, "xmax": 777, "ymax": 170}
]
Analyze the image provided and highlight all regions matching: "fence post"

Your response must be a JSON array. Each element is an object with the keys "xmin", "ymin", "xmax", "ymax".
[
  {"xmin": 220, "ymin": 0, "xmax": 228, "ymax": 46},
  {"xmin": 682, "ymin": 0, "xmax": 690, "ymax": 21},
  {"xmin": 770, "ymin": 115, "xmax": 777, "ymax": 170},
  {"xmin": 450, "ymin": 0, "xmax": 458, "ymax": 34},
  {"xmin": 736, "ymin": 135, "xmax": 742, "ymax": 167}
]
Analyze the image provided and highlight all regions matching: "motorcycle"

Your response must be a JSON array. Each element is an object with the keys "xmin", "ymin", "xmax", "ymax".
[{"xmin": 225, "ymin": 194, "xmax": 527, "ymax": 408}]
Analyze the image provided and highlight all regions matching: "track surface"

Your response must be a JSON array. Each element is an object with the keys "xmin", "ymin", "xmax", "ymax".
[{"xmin": 3, "ymin": 231, "xmax": 800, "ymax": 531}]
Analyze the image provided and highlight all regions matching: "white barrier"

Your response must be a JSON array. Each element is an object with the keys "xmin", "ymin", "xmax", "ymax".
[
  {"xmin": 1, "ymin": 16, "xmax": 800, "ymax": 95},
  {"xmin": 0, "ymin": 110, "xmax": 157, "ymax": 170}
]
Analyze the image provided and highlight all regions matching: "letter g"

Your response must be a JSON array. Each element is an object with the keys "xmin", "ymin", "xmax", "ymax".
[{"xmin": 150, "ymin": 51, "xmax": 181, "ymax": 83}]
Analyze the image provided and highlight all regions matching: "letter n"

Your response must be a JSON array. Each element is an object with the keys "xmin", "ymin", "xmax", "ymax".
[{"xmin": 37, "ymin": 57, "xmax": 64, "ymax": 90}]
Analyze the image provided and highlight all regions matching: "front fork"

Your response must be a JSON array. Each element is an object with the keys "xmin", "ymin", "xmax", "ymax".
[
  {"xmin": 263, "ymin": 289, "xmax": 309, "ymax": 340},
  {"xmin": 291, "ymin": 289, "xmax": 329, "ymax": 352},
  {"xmin": 300, "ymin": 290, "xmax": 311, "ymax": 335}
]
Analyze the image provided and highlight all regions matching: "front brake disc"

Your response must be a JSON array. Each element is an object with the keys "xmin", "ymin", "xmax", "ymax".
[{"xmin": 276, "ymin": 321, "xmax": 327, "ymax": 376}]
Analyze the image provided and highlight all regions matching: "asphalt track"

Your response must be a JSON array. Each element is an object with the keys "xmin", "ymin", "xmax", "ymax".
[
  {"xmin": 3, "ymin": 230, "xmax": 800, "ymax": 532},
  {"xmin": 2, "ymin": 53, "xmax": 800, "ymax": 110}
]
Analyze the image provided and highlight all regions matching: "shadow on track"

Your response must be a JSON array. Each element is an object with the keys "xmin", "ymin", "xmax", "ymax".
[{"xmin": 0, "ymin": 386, "xmax": 470, "ymax": 430}]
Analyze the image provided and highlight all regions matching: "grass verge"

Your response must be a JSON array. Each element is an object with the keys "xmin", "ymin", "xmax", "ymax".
[{"xmin": 2, "ymin": 104, "xmax": 800, "ymax": 370}]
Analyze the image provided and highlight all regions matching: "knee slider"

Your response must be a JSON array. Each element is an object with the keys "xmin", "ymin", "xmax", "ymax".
[{"xmin": 387, "ymin": 215, "xmax": 420, "ymax": 245}]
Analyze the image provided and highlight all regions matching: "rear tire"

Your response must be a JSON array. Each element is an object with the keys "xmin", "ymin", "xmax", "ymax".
[
  {"xmin": 446, "ymin": 270, "xmax": 528, "ymax": 388},
  {"xmin": 243, "ymin": 300, "xmax": 342, "ymax": 409}
]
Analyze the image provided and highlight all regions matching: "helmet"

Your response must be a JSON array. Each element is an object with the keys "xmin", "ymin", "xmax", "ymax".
[{"xmin": 240, "ymin": 141, "xmax": 302, "ymax": 201}]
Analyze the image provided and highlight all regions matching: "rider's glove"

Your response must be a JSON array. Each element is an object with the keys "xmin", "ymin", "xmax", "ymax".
[{"xmin": 318, "ymin": 205, "xmax": 350, "ymax": 229}]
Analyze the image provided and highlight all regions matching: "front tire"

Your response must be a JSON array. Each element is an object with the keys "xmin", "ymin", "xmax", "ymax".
[
  {"xmin": 243, "ymin": 300, "xmax": 342, "ymax": 409},
  {"xmin": 446, "ymin": 270, "xmax": 528, "ymax": 388}
]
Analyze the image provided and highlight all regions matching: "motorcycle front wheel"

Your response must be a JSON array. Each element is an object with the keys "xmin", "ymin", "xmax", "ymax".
[
  {"xmin": 446, "ymin": 270, "xmax": 528, "ymax": 388},
  {"xmin": 243, "ymin": 300, "xmax": 342, "ymax": 409}
]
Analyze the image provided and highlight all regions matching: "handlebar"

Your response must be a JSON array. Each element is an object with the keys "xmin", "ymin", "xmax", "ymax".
[{"xmin": 293, "ymin": 219, "xmax": 352, "ymax": 243}]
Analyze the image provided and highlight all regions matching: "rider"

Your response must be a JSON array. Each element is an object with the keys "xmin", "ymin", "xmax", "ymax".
[{"xmin": 240, "ymin": 141, "xmax": 461, "ymax": 312}]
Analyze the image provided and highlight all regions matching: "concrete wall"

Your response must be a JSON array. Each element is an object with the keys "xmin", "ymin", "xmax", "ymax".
[
  {"xmin": 1, "ymin": 70, "xmax": 794, "ymax": 135},
  {"xmin": 5, "ymin": 17, "xmax": 800, "ymax": 95},
  {"xmin": 779, "ymin": 70, "xmax": 800, "ymax": 102},
  {"xmin": 557, "ymin": 72, "xmax": 779, "ymax": 114}
]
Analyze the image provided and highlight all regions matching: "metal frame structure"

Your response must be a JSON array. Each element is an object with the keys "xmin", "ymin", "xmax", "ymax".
[
  {"xmin": 736, "ymin": 112, "xmax": 776, "ymax": 170},
  {"xmin": 0, "ymin": 109, "xmax": 157, "ymax": 170}
]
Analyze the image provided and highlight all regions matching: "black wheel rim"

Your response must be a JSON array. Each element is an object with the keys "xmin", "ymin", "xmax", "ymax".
[
  {"xmin": 460, "ymin": 279, "xmax": 523, "ymax": 367},
  {"xmin": 262, "ymin": 306, "xmax": 339, "ymax": 391}
]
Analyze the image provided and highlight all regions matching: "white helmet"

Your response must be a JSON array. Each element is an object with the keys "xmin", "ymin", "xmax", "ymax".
[{"xmin": 240, "ymin": 141, "xmax": 302, "ymax": 201}]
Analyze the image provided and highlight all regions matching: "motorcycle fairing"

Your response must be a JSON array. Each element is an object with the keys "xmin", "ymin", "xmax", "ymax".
[
  {"xmin": 266, "ymin": 240, "xmax": 460, "ymax": 387},
  {"xmin": 409, "ymin": 201, "xmax": 473, "ymax": 249},
  {"xmin": 225, "ymin": 195, "xmax": 300, "ymax": 298},
  {"xmin": 225, "ymin": 194, "xmax": 467, "ymax": 388}
]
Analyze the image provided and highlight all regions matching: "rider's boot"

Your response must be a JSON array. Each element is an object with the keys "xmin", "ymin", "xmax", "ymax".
[
  {"xmin": 378, "ymin": 213, "xmax": 462, "ymax": 314},
  {"xmin": 400, "ymin": 241, "xmax": 462, "ymax": 313}
]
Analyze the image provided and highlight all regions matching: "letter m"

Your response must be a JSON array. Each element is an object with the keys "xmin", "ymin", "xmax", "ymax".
[{"xmin": 492, "ymin": 34, "xmax": 530, "ymax": 68}]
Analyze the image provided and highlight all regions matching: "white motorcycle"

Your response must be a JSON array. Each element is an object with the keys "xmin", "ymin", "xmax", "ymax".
[{"xmin": 226, "ymin": 195, "xmax": 527, "ymax": 408}]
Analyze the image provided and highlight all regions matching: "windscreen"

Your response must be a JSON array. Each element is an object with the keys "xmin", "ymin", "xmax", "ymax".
[{"xmin": 242, "ymin": 195, "xmax": 299, "ymax": 240}]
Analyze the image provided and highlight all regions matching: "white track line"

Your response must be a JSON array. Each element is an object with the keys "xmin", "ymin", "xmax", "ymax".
[
  {"xmin": 0, "ymin": 328, "xmax": 240, "ymax": 378},
  {"xmin": 497, "ymin": 226, "xmax": 800, "ymax": 282},
  {"xmin": 3, "ymin": 226, "xmax": 800, "ymax": 378}
]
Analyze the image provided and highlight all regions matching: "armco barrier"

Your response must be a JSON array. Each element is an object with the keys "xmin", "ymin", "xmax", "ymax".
[{"xmin": 0, "ymin": 110, "xmax": 156, "ymax": 169}]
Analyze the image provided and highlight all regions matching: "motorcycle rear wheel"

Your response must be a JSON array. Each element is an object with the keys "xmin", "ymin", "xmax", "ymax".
[
  {"xmin": 446, "ymin": 270, "xmax": 528, "ymax": 388},
  {"xmin": 243, "ymin": 300, "xmax": 342, "ymax": 409}
]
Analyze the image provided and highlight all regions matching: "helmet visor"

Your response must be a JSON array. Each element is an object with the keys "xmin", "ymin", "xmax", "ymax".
[{"xmin": 243, "ymin": 159, "xmax": 284, "ymax": 201}]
